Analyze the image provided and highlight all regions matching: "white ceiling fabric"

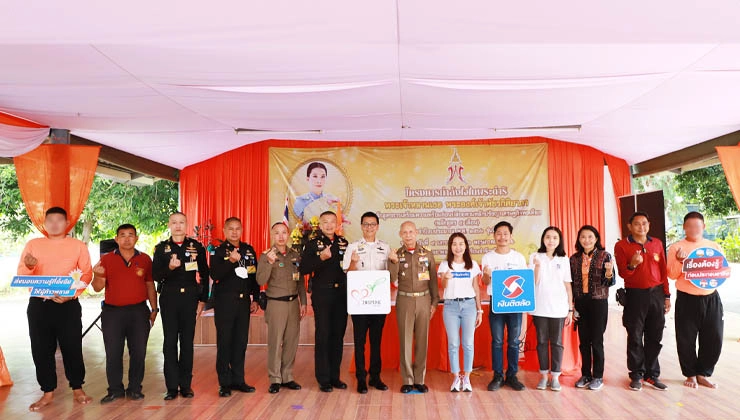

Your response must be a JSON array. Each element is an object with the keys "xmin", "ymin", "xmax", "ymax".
[{"xmin": 2, "ymin": 1, "xmax": 740, "ymax": 169}]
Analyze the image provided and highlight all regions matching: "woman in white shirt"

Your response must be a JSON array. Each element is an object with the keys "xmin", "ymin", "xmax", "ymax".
[
  {"xmin": 530, "ymin": 226, "xmax": 573, "ymax": 392},
  {"xmin": 439, "ymin": 233, "xmax": 483, "ymax": 392}
]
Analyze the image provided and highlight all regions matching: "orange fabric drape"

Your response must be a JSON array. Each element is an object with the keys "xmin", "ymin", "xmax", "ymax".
[
  {"xmin": 604, "ymin": 154, "xmax": 632, "ymax": 224},
  {"xmin": 13, "ymin": 144, "xmax": 100, "ymax": 236},
  {"xmin": 181, "ymin": 137, "xmax": 631, "ymax": 374},
  {"xmin": 716, "ymin": 143, "xmax": 740, "ymax": 212},
  {"xmin": 0, "ymin": 111, "xmax": 46, "ymax": 128}
]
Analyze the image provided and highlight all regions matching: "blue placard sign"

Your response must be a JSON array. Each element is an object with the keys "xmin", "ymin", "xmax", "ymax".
[{"xmin": 490, "ymin": 269, "xmax": 535, "ymax": 313}]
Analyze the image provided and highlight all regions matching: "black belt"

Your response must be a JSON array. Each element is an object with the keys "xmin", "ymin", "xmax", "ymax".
[
  {"xmin": 315, "ymin": 283, "xmax": 344, "ymax": 289},
  {"xmin": 103, "ymin": 300, "xmax": 147, "ymax": 308},
  {"xmin": 267, "ymin": 294, "xmax": 299, "ymax": 302},
  {"xmin": 445, "ymin": 297, "xmax": 475, "ymax": 302}
]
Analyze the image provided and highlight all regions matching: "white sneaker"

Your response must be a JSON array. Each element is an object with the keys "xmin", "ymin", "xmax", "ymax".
[
  {"xmin": 450, "ymin": 375, "xmax": 462, "ymax": 392},
  {"xmin": 551, "ymin": 377, "xmax": 562, "ymax": 392},
  {"xmin": 462, "ymin": 375, "xmax": 473, "ymax": 392},
  {"xmin": 537, "ymin": 377, "xmax": 548, "ymax": 390}
]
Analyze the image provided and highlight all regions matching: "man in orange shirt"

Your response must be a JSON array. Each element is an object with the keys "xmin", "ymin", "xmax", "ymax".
[
  {"xmin": 667, "ymin": 212, "xmax": 724, "ymax": 389},
  {"xmin": 17, "ymin": 207, "xmax": 93, "ymax": 411},
  {"xmin": 92, "ymin": 224, "xmax": 157, "ymax": 403}
]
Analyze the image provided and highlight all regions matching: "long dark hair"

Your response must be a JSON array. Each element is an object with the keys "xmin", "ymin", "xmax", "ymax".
[
  {"xmin": 537, "ymin": 226, "xmax": 566, "ymax": 257},
  {"xmin": 446, "ymin": 232, "xmax": 473, "ymax": 270},
  {"xmin": 574, "ymin": 225, "xmax": 604, "ymax": 253}
]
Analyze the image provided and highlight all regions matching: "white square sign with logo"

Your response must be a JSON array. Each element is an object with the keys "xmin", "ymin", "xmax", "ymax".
[{"xmin": 347, "ymin": 270, "xmax": 391, "ymax": 315}]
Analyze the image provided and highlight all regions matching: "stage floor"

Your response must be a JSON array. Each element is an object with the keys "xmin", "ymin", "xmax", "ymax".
[{"xmin": 1, "ymin": 296, "xmax": 739, "ymax": 419}]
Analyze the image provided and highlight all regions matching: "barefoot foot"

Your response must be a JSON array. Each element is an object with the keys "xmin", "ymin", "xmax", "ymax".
[
  {"xmin": 683, "ymin": 376, "xmax": 698, "ymax": 389},
  {"xmin": 29, "ymin": 392, "xmax": 54, "ymax": 411},
  {"xmin": 696, "ymin": 375, "xmax": 718, "ymax": 389},
  {"xmin": 73, "ymin": 389, "xmax": 93, "ymax": 404}
]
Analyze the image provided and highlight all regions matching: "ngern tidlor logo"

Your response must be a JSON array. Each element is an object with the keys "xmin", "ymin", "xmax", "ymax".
[{"xmin": 502, "ymin": 275, "xmax": 525, "ymax": 299}]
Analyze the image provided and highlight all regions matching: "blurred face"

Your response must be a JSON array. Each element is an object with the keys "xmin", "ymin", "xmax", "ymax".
[
  {"xmin": 579, "ymin": 230, "xmax": 597, "ymax": 252},
  {"xmin": 44, "ymin": 213, "xmax": 69, "ymax": 237},
  {"xmin": 307, "ymin": 167, "xmax": 327, "ymax": 194},
  {"xmin": 399, "ymin": 222, "xmax": 417, "ymax": 247},
  {"xmin": 628, "ymin": 216, "xmax": 650, "ymax": 238},
  {"xmin": 683, "ymin": 217, "xmax": 705, "ymax": 241},
  {"xmin": 543, "ymin": 229, "xmax": 560, "ymax": 252},
  {"xmin": 115, "ymin": 228, "xmax": 138, "ymax": 251},
  {"xmin": 361, "ymin": 216, "xmax": 379, "ymax": 240},
  {"xmin": 319, "ymin": 213, "xmax": 337, "ymax": 237},
  {"xmin": 494, "ymin": 226, "xmax": 512, "ymax": 248},
  {"xmin": 168, "ymin": 213, "xmax": 187, "ymax": 237},
  {"xmin": 450, "ymin": 236, "xmax": 466, "ymax": 258},
  {"xmin": 272, "ymin": 224, "xmax": 289, "ymax": 247},
  {"xmin": 224, "ymin": 220, "xmax": 242, "ymax": 243}
]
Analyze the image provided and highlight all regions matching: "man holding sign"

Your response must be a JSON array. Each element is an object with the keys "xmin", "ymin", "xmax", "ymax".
[
  {"xmin": 342, "ymin": 211, "xmax": 395, "ymax": 394},
  {"xmin": 667, "ymin": 212, "xmax": 726, "ymax": 389},
  {"xmin": 16, "ymin": 207, "xmax": 93, "ymax": 411}
]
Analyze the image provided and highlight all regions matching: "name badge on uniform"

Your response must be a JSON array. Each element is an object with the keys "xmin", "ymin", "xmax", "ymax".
[
  {"xmin": 292, "ymin": 271, "xmax": 300, "ymax": 281},
  {"xmin": 235, "ymin": 266, "xmax": 248, "ymax": 278},
  {"xmin": 185, "ymin": 261, "xmax": 198, "ymax": 271},
  {"xmin": 418, "ymin": 271, "xmax": 430, "ymax": 281},
  {"xmin": 247, "ymin": 266, "xmax": 257, "ymax": 274}
]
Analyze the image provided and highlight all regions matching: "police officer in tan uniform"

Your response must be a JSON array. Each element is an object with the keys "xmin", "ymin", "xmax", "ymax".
[
  {"xmin": 256, "ymin": 222, "xmax": 307, "ymax": 394},
  {"xmin": 342, "ymin": 211, "xmax": 394, "ymax": 393},
  {"xmin": 388, "ymin": 221, "xmax": 439, "ymax": 393}
]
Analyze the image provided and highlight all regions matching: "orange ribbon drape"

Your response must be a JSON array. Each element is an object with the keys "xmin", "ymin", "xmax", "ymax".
[
  {"xmin": 716, "ymin": 143, "xmax": 740, "ymax": 213},
  {"xmin": 13, "ymin": 144, "xmax": 100, "ymax": 236},
  {"xmin": 180, "ymin": 137, "xmax": 631, "ymax": 374}
]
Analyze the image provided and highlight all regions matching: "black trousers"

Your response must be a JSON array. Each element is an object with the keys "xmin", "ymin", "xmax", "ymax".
[
  {"xmin": 351, "ymin": 314, "xmax": 386, "ymax": 381},
  {"xmin": 27, "ymin": 297, "xmax": 85, "ymax": 392},
  {"xmin": 214, "ymin": 295, "xmax": 252, "ymax": 387},
  {"xmin": 532, "ymin": 316, "xmax": 565, "ymax": 373},
  {"xmin": 622, "ymin": 286, "xmax": 665, "ymax": 380},
  {"xmin": 675, "ymin": 290, "xmax": 723, "ymax": 377},
  {"xmin": 101, "ymin": 301, "xmax": 151, "ymax": 394},
  {"xmin": 312, "ymin": 288, "xmax": 348, "ymax": 385},
  {"xmin": 574, "ymin": 297, "xmax": 608, "ymax": 379},
  {"xmin": 159, "ymin": 286, "xmax": 199, "ymax": 392}
]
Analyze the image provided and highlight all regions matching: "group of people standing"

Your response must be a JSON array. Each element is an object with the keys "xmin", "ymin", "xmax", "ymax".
[{"xmin": 17, "ymin": 206, "xmax": 725, "ymax": 412}]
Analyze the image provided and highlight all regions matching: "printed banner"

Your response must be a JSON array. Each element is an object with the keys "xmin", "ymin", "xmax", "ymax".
[
  {"xmin": 269, "ymin": 144, "xmax": 549, "ymax": 261},
  {"xmin": 490, "ymin": 269, "xmax": 536, "ymax": 313},
  {"xmin": 11, "ymin": 275, "xmax": 77, "ymax": 298},
  {"xmin": 347, "ymin": 270, "xmax": 391, "ymax": 315},
  {"xmin": 682, "ymin": 247, "xmax": 732, "ymax": 289}
]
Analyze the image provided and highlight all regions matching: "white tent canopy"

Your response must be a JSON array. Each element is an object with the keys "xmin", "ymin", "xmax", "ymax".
[{"xmin": 2, "ymin": 0, "xmax": 740, "ymax": 169}]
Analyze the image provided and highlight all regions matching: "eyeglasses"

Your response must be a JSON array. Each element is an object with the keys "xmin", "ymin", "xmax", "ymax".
[{"xmin": 361, "ymin": 223, "xmax": 378, "ymax": 228}]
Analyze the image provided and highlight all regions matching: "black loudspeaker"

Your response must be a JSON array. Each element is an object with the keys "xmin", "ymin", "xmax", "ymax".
[
  {"xmin": 100, "ymin": 239, "xmax": 118, "ymax": 256},
  {"xmin": 618, "ymin": 190, "xmax": 667, "ymax": 251}
]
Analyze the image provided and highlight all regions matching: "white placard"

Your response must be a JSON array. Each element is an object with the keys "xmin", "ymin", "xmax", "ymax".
[{"xmin": 347, "ymin": 270, "xmax": 391, "ymax": 315}]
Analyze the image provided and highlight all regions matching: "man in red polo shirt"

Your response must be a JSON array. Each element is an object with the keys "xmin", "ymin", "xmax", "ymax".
[
  {"xmin": 614, "ymin": 211, "xmax": 670, "ymax": 392},
  {"xmin": 92, "ymin": 224, "xmax": 157, "ymax": 403}
]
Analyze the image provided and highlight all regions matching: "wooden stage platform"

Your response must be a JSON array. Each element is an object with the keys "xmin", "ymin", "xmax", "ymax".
[{"xmin": 1, "ymin": 296, "xmax": 739, "ymax": 419}]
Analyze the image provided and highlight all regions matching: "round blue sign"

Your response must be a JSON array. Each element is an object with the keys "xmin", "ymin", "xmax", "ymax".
[{"xmin": 683, "ymin": 247, "xmax": 731, "ymax": 290}]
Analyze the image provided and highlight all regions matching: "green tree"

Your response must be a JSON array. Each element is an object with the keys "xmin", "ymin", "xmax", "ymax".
[
  {"xmin": 0, "ymin": 164, "xmax": 178, "ymax": 244},
  {"xmin": 674, "ymin": 165, "xmax": 738, "ymax": 217}
]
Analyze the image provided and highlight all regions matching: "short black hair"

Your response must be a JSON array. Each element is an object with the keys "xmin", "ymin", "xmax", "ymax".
[
  {"xmin": 224, "ymin": 217, "xmax": 242, "ymax": 225},
  {"xmin": 537, "ymin": 226, "xmax": 566, "ymax": 257},
  {"xmin": 494, "ymin": 221, "xmax": 513, "ymax": 234},
  {"xmin": 319, "ymin": 210, "xmax": 336, "ymax": 218},
  {"xmin": 271, "ymin": 222, "xmax": 288, "ymax": 230},
  {"xmin": 116, "ymin": 223, "xmax": 137, "ymax": 235},
  {"xmin": 170, "ymin": 211, "xmax": 186, "ymax": 218},
  {"xmin": 629, "ymin": 211, "xmax": 650, "ymax": 223},
  {"xmin": 684, "ymin": 211, "xmax": 705, "ymax": 223},
  {"xmin": 575, "ymin": 225, "xmax": 604, "ymax": 253},
  {"xmin": 307, "ymin": 162, "xmax": 328, "ymax": 177},
  {"xmin": 45, "ymin": 207, "xmax": 68, "ymax": 219},
  {"xmin": 361, "ymin": 211, "xmax": 379, "ymax": 224}
]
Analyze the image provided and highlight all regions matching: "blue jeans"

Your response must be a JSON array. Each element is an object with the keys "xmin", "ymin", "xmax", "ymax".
[
  {"xmin": 489, "ymin": 311, "xmax": 522, "ymax": 378},
  {"xmin": 443, "ymin": 298, "xmax": 477, "ymax": 374}
]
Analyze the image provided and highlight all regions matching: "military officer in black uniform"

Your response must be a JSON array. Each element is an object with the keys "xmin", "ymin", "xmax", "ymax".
[
  {"xmin": 210, "ymin": 217, "xmax": 260, "ymax": 397},
  {"xmin": 300, "ymin": 211, "xmax": 349, "ymax": 392},
  {"xmin": 152, "ymin": 212, "xmax": 210, "ymax": 400}
]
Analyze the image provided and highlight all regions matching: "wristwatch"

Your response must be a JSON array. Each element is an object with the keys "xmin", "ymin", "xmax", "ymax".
[{"xmin": 151, "ymin": 308, "xmax": 160, "ymax": 313}]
